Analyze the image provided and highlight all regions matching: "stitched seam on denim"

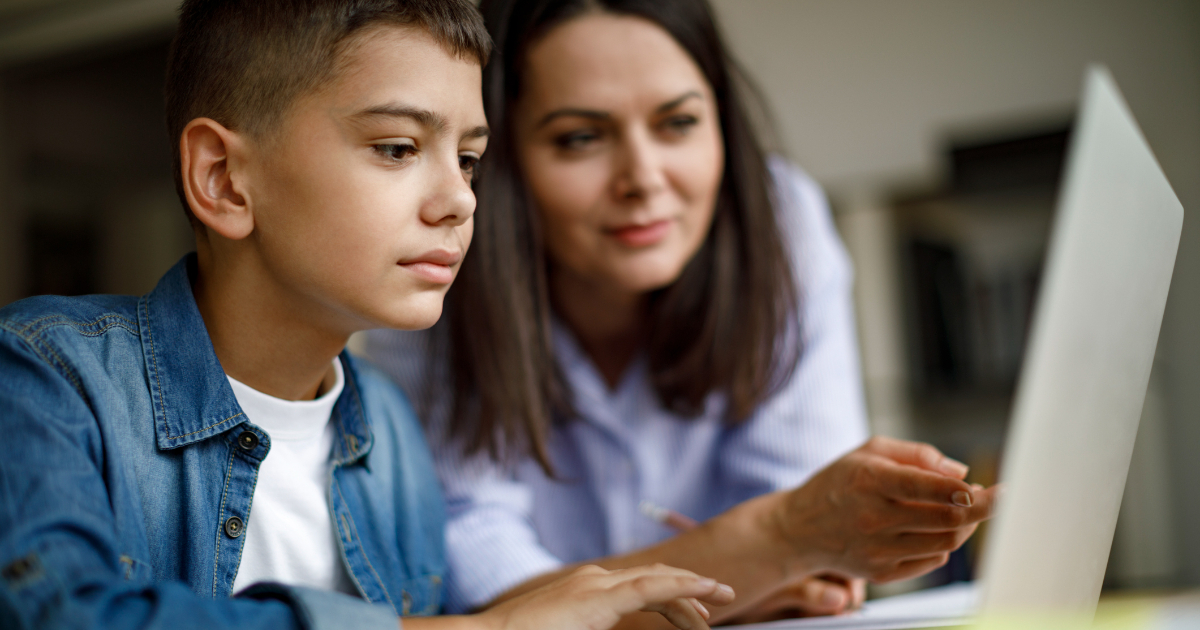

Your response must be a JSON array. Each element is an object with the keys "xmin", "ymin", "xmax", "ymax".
[
  {"xmin": 75, "ymin": 322, "xmax": 138, "ymax": 337},
  {"xmin": 333, "ymin": 406, "xmax": 353, "ymax": 464},
  {"xmin": 1, "ymin": 324, "xmax": 87, "ymax": 398},
  {"xmin": 334, "ymin": 478, "xmax": 396, "ymax": 612},
  {"xmin": 336, "ymin": 510, "xmax": 369, "ymax": 600},
  {"xmin": 142, "ymin": 297, "xmax": 169, "ymax": 435},
  {"xmin": 119, "ymin": 555, "xmax": 134, "ymax": 580},
  {"xmin": 165, "ymin": 412, "xmax": 244, "ymax": 442},
  {"xmin": 213, "ymin": 446, "xmax": 237, "ymax": 596},
  {"xmin": 10, "ymin": 314, "xmax": 138, "ymax": 338},
  {"xmin": 2, "ymin": 315, "xmax": 141, "ymax": 402},
  {"xmin": 338, "ymin": 360, "xmax": 370, "ymax": 463},
  {"xmin": 328, "ymin": 464, "xmax": 368, "ymax": 600},
  {"xmin": 229, "ymin": 444, "xmax": 261, "ymax": 589}
]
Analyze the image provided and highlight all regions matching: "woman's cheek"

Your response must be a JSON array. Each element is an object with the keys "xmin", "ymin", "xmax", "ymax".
[{"xmin": 539, "ymin": 163, "xmax": 608, "ymax": 220}]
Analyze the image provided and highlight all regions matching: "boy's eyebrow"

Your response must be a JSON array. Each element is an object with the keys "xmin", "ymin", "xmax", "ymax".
[
  {"xmin": 350, "ymin": 103, "xmax": 489, "ymax": 139},
  {"xmin": 535, "ymin": 90, "xmax": 704, "ymax": 130}
]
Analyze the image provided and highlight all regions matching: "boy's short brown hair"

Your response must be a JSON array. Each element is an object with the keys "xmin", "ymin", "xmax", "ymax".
[{"xmin": 165, "ymin": 0, "xmax": 492, "ymax": 225}]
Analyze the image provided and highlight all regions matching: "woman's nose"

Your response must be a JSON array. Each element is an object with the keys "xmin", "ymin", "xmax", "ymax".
[{"xmin": 612, "ymin": 128, "xmax": 667, "ymax": 201}]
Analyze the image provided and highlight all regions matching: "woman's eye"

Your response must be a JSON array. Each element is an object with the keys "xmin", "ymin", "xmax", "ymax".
[
  {"xmin": 660, "ymin": 114, "xmax": 699, "ymax": 136},
  {"xmin": 554, "ymin": 129, "xmax": 602, "ymax": 151},
  {"xmin": 459, "ymin": 153, "xmax": 481, "ymax": 179},
  {"xmin": 374, "ymin": 143, "xmax": 417, "ymax": 162}
]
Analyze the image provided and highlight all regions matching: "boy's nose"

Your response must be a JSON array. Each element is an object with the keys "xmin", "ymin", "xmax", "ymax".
[{"xmin": 421, "ymin": 158, "xmax": 476, "ymax": 227}]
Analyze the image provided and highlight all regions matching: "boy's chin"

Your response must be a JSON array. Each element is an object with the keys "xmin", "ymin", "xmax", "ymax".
[{"xmin": 369, "ymin": 298, "xmax": 445, "ymax": 331}]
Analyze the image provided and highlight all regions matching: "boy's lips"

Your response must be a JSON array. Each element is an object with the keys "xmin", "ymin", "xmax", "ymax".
[
  {"xmin": 606, "ymin": 219, "xmax": 672, "ymax": 247},
  {"xmin": 398, "ymin": 249, "xmax": 462, "ymax": 284}
]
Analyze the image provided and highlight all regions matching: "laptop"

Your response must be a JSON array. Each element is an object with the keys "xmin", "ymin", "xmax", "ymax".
[{"xmin": 722, "ymin": 65, "xmax": 1185, "ymax": 629}]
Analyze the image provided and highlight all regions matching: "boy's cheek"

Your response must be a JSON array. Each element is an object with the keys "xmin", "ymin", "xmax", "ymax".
[{"xmin": 457, "ymin": 219, "xmax": 475, "ymax": 250}]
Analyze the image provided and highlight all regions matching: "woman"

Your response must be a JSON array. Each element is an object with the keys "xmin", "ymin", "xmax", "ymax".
[{"xmin": 367, "ymin": 0, "xmax": 995, "ymax": 624}]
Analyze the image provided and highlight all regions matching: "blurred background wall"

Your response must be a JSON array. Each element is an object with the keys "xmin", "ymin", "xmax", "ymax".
[{"xmin": 0, "ymin": 0, "xmax": 1196, "ymax": 595}]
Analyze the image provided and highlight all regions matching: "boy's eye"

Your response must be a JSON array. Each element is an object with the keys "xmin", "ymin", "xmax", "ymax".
[
  {"xmin": 459, "ymin": 153, "xmax": 481, "ymax": 180},
  {"xmin": 659, "ymin": 114, "xmax": 699, "ymax": 137},
  {"xmin": 554, "ymin": 128, "xmax": 603, "ymax": 152},
  {"xmin": 374, "ymin": 143, "xmax": 417, "ymax": 162}
]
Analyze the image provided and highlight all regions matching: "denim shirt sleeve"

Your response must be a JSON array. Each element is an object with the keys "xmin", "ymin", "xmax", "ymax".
[{"xmin": 0, "ymin": 331, "xmax": 396, "ymax": 630}]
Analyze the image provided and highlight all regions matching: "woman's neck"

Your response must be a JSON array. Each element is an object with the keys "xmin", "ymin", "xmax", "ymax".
[{"xmin": 550, "ymin": 267, "xmax": 647, "ymax": 390}]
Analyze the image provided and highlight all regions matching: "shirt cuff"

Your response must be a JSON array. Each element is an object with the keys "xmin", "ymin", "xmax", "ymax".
[{"xmin": 239, "ymin": 582, "xmax": 398, "ymax": 630}]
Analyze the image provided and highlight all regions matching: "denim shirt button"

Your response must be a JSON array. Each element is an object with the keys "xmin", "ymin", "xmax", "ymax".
[
  {"xmin": 224, "ymin": 516, "xmax": 244, "ymax": 538},
  {"xmin": 237, "ymin": 431, "xmax": 258, "ymax": 451}
]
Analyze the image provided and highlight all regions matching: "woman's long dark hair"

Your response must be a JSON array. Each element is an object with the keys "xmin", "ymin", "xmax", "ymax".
[{"xmin": 441, "ymin": 0, "xmax": 800, "ymax": 473}]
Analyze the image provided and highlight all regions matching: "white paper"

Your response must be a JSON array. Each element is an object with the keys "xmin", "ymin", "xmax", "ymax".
[{"xmin": 717, "ymin": 582, "xmax": 977, "ymax": 630}]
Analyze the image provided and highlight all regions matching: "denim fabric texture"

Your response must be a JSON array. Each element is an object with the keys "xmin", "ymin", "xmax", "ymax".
[{"xmin": 0, "ymin": 255, "xmax": 444, "ymax": 630}]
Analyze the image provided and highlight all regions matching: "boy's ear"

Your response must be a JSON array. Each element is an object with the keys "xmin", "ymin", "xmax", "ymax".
[{"xmin": 180, "ymin": 118, "xmax": 254, "ymax": 240}]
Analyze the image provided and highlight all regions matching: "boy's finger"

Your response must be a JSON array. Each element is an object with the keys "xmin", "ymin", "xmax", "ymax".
[
  {"xmin": 697, "ymin": 582, "xmax": 735, "ymax": 606},
  {"xmin": 604, "ymin": 565, "xmax": 735, "ymax": 605},
  {"xmin": 850, "ymin": 578, "xmax": 867, "ymax": 608},
  {"xmin": 610, "ymin": 574, "xmax": 734, "ymax": 612},
  {"xmin": 800, "ymin": 578, "xmax": 848, "ymax": 614},
  {"xmin": 643, "ymin": 597, "xmax": 712, "ymax": 630}
]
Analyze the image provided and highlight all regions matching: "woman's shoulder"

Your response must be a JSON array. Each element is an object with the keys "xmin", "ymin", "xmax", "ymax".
[{"xmin": 765, "ymin": 155, "xmax": 852, "ymax": 290}]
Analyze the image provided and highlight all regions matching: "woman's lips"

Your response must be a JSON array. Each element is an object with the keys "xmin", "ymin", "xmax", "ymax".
[
  {"xmin": 398, "ymin": 250, "xmax": 461, "ymax": 284},
  {"xmin": 608, "ymin": 219, "xmax": 671, "ymax": 247}
]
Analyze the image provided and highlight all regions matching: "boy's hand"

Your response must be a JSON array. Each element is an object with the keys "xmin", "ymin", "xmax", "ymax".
[
  {"xmin": 722, "ymin": 574, "xmax": 864, "ymax": 623},
  {"xmin": 481, "ymin": 564, "xmax": 736, "ymax": 630}
]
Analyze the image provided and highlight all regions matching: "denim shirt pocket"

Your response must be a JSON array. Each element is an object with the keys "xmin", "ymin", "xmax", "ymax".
[
  {"xmin": 398, "ymin": 574, "xmax": 442, "ymax": 616},
  {"xmin": 117, "ymin": 554, "xmax": 153, "ymax": 582}
]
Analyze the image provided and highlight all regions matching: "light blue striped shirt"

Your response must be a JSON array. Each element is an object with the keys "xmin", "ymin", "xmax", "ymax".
[{"xmin": 365, "ymin": 158, "xmax": 869, "ymax": 613}]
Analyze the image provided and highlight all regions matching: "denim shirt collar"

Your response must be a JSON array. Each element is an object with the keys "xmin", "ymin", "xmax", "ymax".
[{"xmin": 138, "ymin": 255, "xmax": 373, "ymax": 463}]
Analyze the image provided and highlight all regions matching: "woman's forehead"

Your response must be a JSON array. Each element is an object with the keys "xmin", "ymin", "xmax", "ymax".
[{"xmin": 521, "ymin": 13, "xmax": 711, "ymax": 112}]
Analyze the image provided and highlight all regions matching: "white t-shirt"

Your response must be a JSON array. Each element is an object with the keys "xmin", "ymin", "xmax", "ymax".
[{"xmin": 228, "ymin": 359, "xmax": 357, "ymax": 595}]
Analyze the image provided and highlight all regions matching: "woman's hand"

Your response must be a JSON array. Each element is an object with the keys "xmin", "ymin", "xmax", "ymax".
[
  {"xmin": 723, "ymin": 574, "xmax": 866, "ymax": 623},
  {"xmin": 763, "ymin": 436, "xmax": 996, "ymax": 583},
  {"xmin": 480, "ymin": 564, "xmax": 736, "ymax": 630}
]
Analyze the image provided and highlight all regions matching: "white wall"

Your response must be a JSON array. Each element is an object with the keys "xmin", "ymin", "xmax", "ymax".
[{"xmin": 710, "ymin": 0, "xmax": 1200, "ymax": 585}]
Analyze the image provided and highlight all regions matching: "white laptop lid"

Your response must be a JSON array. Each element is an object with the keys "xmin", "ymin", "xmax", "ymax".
[{"xmin": 977, "ymin": 66, "xmax": 1184, "ymax": 615}]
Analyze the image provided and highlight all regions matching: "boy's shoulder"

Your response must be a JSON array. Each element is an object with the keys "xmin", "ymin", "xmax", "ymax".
[{"xmin": 0, "ymin": 293, "xmax": 141, "ymax": 347}]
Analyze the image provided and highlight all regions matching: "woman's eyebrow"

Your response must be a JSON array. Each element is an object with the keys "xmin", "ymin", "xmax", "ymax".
[
  {"xmin": 535, "ymin": 90, "xmax": 705, "ymax": 130},
  {"xmin": 535, "ymin": 108, "xmax": 610, "ymax": 129},
  {"xmin": 655, "ymin": 90, "xmax": 703, "ymax": 114}
]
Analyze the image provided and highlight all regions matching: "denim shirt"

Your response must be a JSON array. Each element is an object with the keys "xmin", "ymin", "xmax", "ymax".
[{"xmin": 0, "ymin": 256, "xmax": 445, "ymax": 630}]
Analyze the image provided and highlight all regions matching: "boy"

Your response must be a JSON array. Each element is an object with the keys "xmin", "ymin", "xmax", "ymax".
[{"xmin": 0, "ymin": 1, "xmax": 732, "ymax": 629}]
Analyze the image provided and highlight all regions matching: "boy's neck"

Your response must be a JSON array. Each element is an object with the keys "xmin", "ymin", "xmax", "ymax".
[{"xmin": 192, "ymin": 247, "xmax": 348, "ymax": 402}]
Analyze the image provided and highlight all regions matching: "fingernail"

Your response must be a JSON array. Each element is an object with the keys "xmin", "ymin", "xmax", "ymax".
[
  {"xmin": 821, "ymin": 588, "xmax": 845, "ymax": 608},
  {"xmin": 691, "ymin": 598, "xmax": 710, "ymax": 619},
  {"xmin": 951, "ymin": 490, "xmax": 973, "ymax": 507},
  {"xmin": 717, "ymin": 583, "xmax": 735, "ymax": 597},
  {"xmin": 940, "ymin": 458, "xmax": 969, "ymax": 477},
  {"xmin": 971, "ymin": 483, "xmax": 984, "ymax": 491}
]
